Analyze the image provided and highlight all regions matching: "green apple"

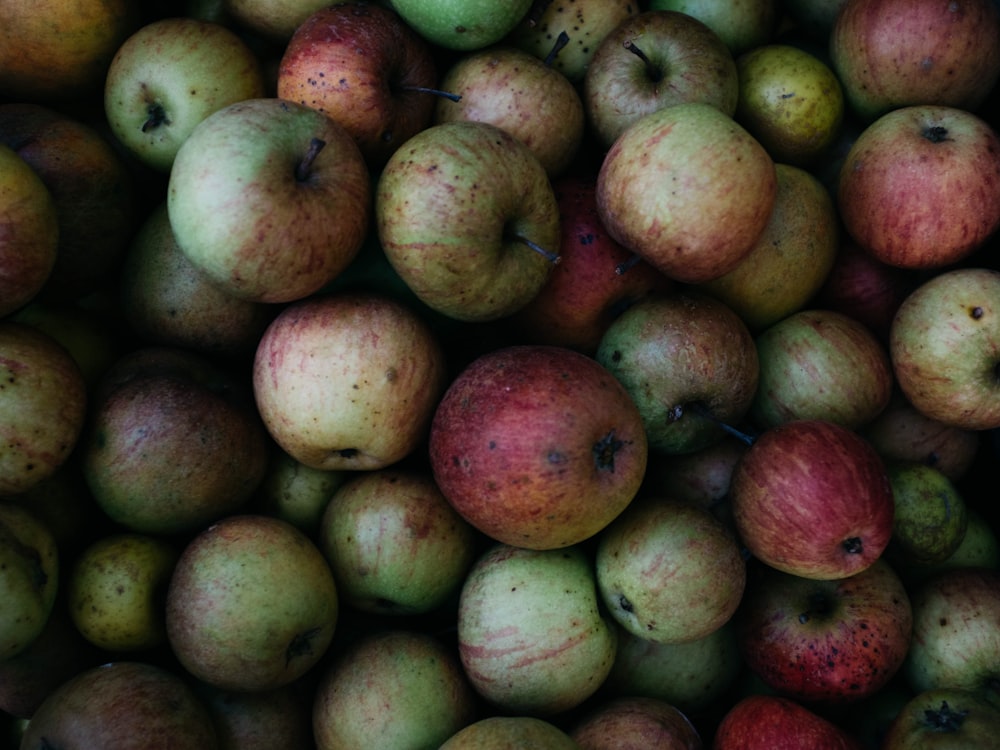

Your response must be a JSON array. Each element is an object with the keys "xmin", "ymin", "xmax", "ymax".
[
  {"xmin": 882, "ymin": 687, "xmax": 1000, "ymax": 749},
  {"xmin": 250, "ymin": 446, "xmax": 348, "ymax": 536},
  {"xmin": 167, "ymin": 97, "xmax": 371, "ymax": 304},
  {"xmin": 908, "ymin": 507, "xmax": 1000, "ymax": 584},
  {"xmin": 439, "ymin": 716, "xmax": 580, "ymax": 749},
  {"xmin": 884, "ymin": 461, "xmax": 968, "ymax": 567},
  {"xmin": 376, "ymin": 120, "xmax": 561, "ymax": 322},
  {"xmin": 391, "ymin": 0, "xmax": 534, "ymax": 50},
  {"xmin": 650, "ymin": 0, "xmax": 778, "ymax": 55}
]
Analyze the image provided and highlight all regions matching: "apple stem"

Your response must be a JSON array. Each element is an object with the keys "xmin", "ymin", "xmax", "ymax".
[
  {"xmin": 615, "ymin": 253, "xmax": 643, "ymax": 275},
  {"xmin": 512, "ymin": 234, "xmax": 561, "ymax": 264},
  {"xmin": 922, "ymin": 701, "xmax": 969, "ymax": 731},
  {"xmin": 623, "ymin": 39, "xmax": 663, "ymax": 83},
  {"xmin": 544, "ymin": 31, "xmax": 571, "ymax": 67},
  {"xmin": 687, "ymin": 402, "xmax": 758, "ymax": 445},
  {"xmin": 296, "ymin": 138, "xmax": 327, "ymax": 182},
  {"xmin": 525, "ymin": 0, "xmax": 556, "ymax": 27},
  {"xmin": 142, "ymin": 103, "xmax": 169, "ymax": 133},
  {"xmin": 400, "ymin": 85, "xmax": 462, "ymax": 103}
]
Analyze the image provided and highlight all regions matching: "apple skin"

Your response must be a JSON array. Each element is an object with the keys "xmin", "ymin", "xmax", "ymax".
[
  {"xmin": 429, "ymin": 344, "xmax": 648, "ymax": 550},
  {"xmin": 889, "ymin": 267, "xmax": 1000, "ymax": 430},
  {"xmin": 439, "ymin": 715, "xmax": 580, "ymax": 749},
  {"xmin": 250, "ymin": 446, "xmax": 348, "ymax": 536},
  {"xmin": 596, "ymin": 101, "xmax": 777, "ymax": 285},
  {"xmin": 456, "ymin": 543, "xmax": 617, "ymax": 715},
  {"xmin": 837, "ymin": 105, "xmax": 1000, "ymax": 270},
  {"xmin": 737, "ymin": 558, "xmax": 913, "ymax": 704},
  {"xmin": 390, "ymin": 0, "xmax": 534, "ymax": 51},
  {"xmin": 905, "ymin": 507, "xmax": 1000, "ymax": 587},
  {"xmin": 713, "ymin": 694, "xmax": 863, "ymax": 750},
  {"xmin": 167, "ymin": 97, "xmax": 371, "ymax": 304},
  {"xmin": 252, "ymin": 291, "xmax": 448, "ymax": 471},
  {"xmin": 583, "ymin": 9, "xmax": 739, "ymax": 148},
  {"xmin": 882, "ymin": 687, "xmax": 1000, "ymax": 750},
  {"xmin": 223, "ymin": 0, "xmax": 337, "ymax": 41},
  {"xmin": 277, "ymin": 2, "xmax": 439, "ymax": 168},
  {"xmin": 375, "ymin": 120, "xmax": 560, "ymax": 322},
  {"xmin": 730, "ymin": 419, "xmax": 895, "ymax": 580},
  {"xmin": 650, "ymin": 0, "xmax": 777, "ymax": 55},
  {"xmin": 568, "ymin": 695, "xmax": 703, "ymax": 750},
  {"xmin": 829, "ymin": 0, "xmax": 1000, "ymax": 122},
  {"xmin": 884, "ymin": 461, "xmax": 969, "ymax": 567},
  {"xmin": 104, "ymin": 16, "xmax": 267, "ymax": 173}
]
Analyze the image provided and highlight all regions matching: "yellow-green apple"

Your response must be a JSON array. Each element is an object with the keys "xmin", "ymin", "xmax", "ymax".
[
  {"xmin": 749, "ymin": 308, "xmax": 894, "ymax": 430},
  {"xmin": 439, "ymin": 715, "xmax": 580, "ymax": 749},
  {"xmin": 223, "ymin": 0, "xmax": 337, "ymax": 41},
  {"xmin": 252, "ymin": 291, "xmax": 447, "ymax": 471},
  {"xmin": 837, "ymin": 106, "xmax": 1000, "ymax": 270},
  {"xmin": 456, "ymin": 543, "xmax": 617, "ymax": 714},
  {"xmin": 906, "ymin": 507, "xmax": 1000, "ymax": 586},
  {"xmin": 390, "ymin": 0, "xmax": 534, "ymax": 51},
  {"xmin": 0, "ymin": 143, "xmax": 58, "ymax": 317},
  {"xmin": 312, "ymin": 629, "xmax": 478, "ymax": 750},
  {"xmin": 889, "ymin": 267, "xmax": 1000, "ymax": 430},
  {"xmin": 0, "ymin": 103, "xmax": 137, "ymax": 302},
  {"xmin": 882, "ymin": 687, "xmax": 1000, "ymax": 750},
  {"xmin": 251, "ymin": 446, "xmax": 348, "ymax": 536},
  {"xmin": 829, "ymin": 0, "xmax": 1000, "ymax": 121},
  {"xmin": 596, "ymin": 497, "xmax": 746, "ymax": 644},
  {"xmin": 511, "ymin": 173, "xmax": 672, "ymax": 355},
  {"xmin": 375, "ymin": 120, "xmax": 561, "ymax": 322},
  {"xmin": 0, "ymin": 0, "xmax": 141, "ymax": 104},
  {"xmin": 81, "ymin": 346, "xmax": 269, "ymax": 535},
  {"xmin": 649, "ymin": 0, "xmax": 777, "ymax": 55},
  {"xmin": 195, "ymin": 683, "xmax": 313, "ymax": 750},
  {"xmin": 118, "ymin": 202, "xmax": 274, "ymax": 358},
  {"xmin": 596, "ymin": 101, "xmax": 777, "ymax": 284},
  {"xmin": 167, "ymin": 97, "xmax": 371, "ymax": 304},
  {"xmin": 595, "ymin": 291, "xmax": 759, "ymax": 456},
  {"xmin": 713, "ymin": 694, "xmax": 863, "ymax": 749},
  {"xmin": 0, "ymin": 322, "xmax": 87, "ymax": 495},
  {"xmin": 428, "ymin": 344, "xmax": 647, "ymax": 550},
  {"xmin": 697, "ymin": 163, "xmax": 839, "ymax": 333},
  {"xmin": 734, "ymin": 44, "xmax": 844, "ymax": 166},
  {"xmin": 317, "ymin": 468, "xmax": 478, "ymax": 616},
  {"xmin": 729, "ymin": 418, "xmax": 895, "ymax": 580},
  {"xmin": 884, "ymin": 462, "xmax": 969, "ymax": 567},
  {"xmin": 902, "ymin": 567, "xmax": 1000, "ymax": 703},
  {"xmin": 505, "ymin": 0, "xmax": 638, "ymax": 84},
  {"xmin": 18, "ymin": 661, "xmax": 220, "ymax": 749},
  {"xmin": 0, "ymin": 501, "xmax": 59, "ymax": 660},
  {"xmin": 104, "ymin": 16, "xmax": 266, "ymax": 173},
  {"xmin": 568, "ymin": 696, "xmax": 703, "ymax": 749},
  {"xmin": 583, "ymin": 10, "xmax": 739, "ymax": 149},
  {"xmin": 603, "ymin": 620, "xmax": 742, "ymax": 714},
  {"xmin": 67, "ymin": 533, "xmax": 180, "ymax": 652},
  {"xmin": 166, "ymin": 514, "xmax": 339, "ymax": 691},
  {"xmin": 276, "ymin": 2, "xmax": 441, "ymax": 168},
  {"xmin": 737, "ymin": 558, "xmax": 912, "ymax": 703},
  {"xmin": 434, "ymin": 45, "xmax": 586, "ymax": 177}
]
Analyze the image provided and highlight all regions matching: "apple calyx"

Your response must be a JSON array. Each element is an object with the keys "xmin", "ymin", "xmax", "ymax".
[
  {"xmin": 797, "ymin": 591, "xmax": 832, "ymax": 625},
  {"xmin": 544, "ymin": 31, "xmax": 571, "ymax": 67},
  {"xmin": 511, "ymin": 233, "xmax": 561, "ymax": 264},
  {"xmin": 922, "ymin": 701, "xmax": 969, "ymax": 732},
  {"xmin": 286, "ymin": 626, "xmax": 323, "ymax": 666},
  {"xmin": 295, "ymin": 137, "xmax": 327, "ymax": 182},
  {"xmin": 922, "ymin": 124, "xmax": 951, "ymax": 144},
  {"xmin": 593, "ymin": 429, "xmax": 626, "ymax": 472},
  {"xmin": 842, "ymin": 536, "xmax": 864, "ymax": 555},
  {"xmin": 142, "ymin": 102, "xmax": 169, "ymax": 133},
  {"xmin": 624, "ymin": 39, "xmax": 663, "ymax": 84}
]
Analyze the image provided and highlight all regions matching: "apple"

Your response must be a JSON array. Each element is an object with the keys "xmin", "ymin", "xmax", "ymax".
[
  {"xmin": 375, "ymin": 120, "xmax": 561, "ymax": 322},
  {"xmin": 66, "ymin": 532, "xmax": 180, "ymax": 652},
  {"xmin": 276, "ymin": 2, "xmax": 441, "ymax": 168},
  {"xmin": 312, "ymin": 629, "xmax": 478, "ymax": 750},
  {"xmin": 582, "ymin": 10, "xmax": 739, "ymax": 148},
  {"xmin": 649, "ymin": 0, "xmax": 778, "ymax": 56},
  {"xmin": 104, "ymin": 16, "xmax": 267, "ymax": 173},
  {"xmin": 252, "ymin": 291, "xmax": 447, "ymax": 471},
  {"xmin": 439, "ymin": 715, "xmax": 580, "ymax": 749},
  {"xmin": 596, "ymin": 101, "xmax": 777, "ymax": 285},
  {"xmin": 596, "ymin": 497, "xmax": 746, "ymax": 645},
  {"xmin": 167, "ymin": 97, "xmax": 371, "ymax": 304},
  {"xmin": 166, "ymin": 514, "xmax": 339, "ymax": 692},
  {"xmin": 390, "ymin": 0, "xmax": 534, "ymax": 51},
  {"xmin": 196, "ymin": 682, "xmax": 313, "ymax": 750},
  {"xmin": 568, "ymin": 695, "xmax": 703, "ymax": 749},
  {"xmin": 734, "ymin": 43, "xmax": 844, "ymax": 166},
  {"xmin": 889, "ymin": 267, "xmax": 1000, "ymax": 430},
  {"xmin": 429, "ymin": 344, "xmax": 648, "ymax": 550},
  {"xmin": 0, "ymin": 322, "xmax": 87, "ymax": 496},
  {"xmin": 0, "ymin": 143, "xmax": 59, "ymax": 318},
  {"xmin": 837, "ymin": 105, "xmax": 1000, "ymax": 270},
  {"xmin": 250, "ymin": 446, "xmax": 348, "ymax": 536},
  {"xmin": 902, "ymin": 567, "xmax": 1000, "ymax": 703},
  {"xmin": 737, "ymin": 558, "xmax": 912, "ymax": 703},
  {"xmin": 713, "ymin": 694, "xmax": 863, "ymax": 749},
  {"xmin": 906, "ymin": 507, "xmax": 1000, "ymax": 585},
  {"xmin": 434, "ymin": 44, "xmax": 586, "ymax": 177},
  {"xmin": 511, "ymin": 173, "xmax": 673, "ymax": 355},
  {"xmin": 0, "ymin": 102, "xmax": 137, "ymax": 302},
  {"xmin": 223, "ymin": 0, "xmax": 339, "ymax": 41},
  {"xmin": 829, "ymin": 0, "xmax": 1000, "ymax": 121},
  {"xmin": 749, "ymin": 308, "xmax": 894, "ymax": 431},
  {"xmin": 884, "ymin": 461, "xmax": 969, "ymax": 567},
  {"xmin": 457, "ymin": 542, "xmax": 617, "ymax": 715},
  {"xmin": 882, "ymin": 687, "xmax": 1000, "ymax": 749},
  {"xmin": 729, "ymin": 418, "xmax": 895, "ymax": 580},
  {"xmin": 82, "ymin": 346, "xmax": 269, "ymax": 535},
  {"xmin": 595, "ymin": 290, "xmax": 759, "ymax": 456},
  {"xmin": 505, "ymin": 0, "xmax": 638, "ymax": 84},
  {"xmin": 696, "ymin": 163, "xmax": 839, "ymax": 333},
  {"xmin": 317, "ymin": 468, "xmax": 478, "ymax": 616}
]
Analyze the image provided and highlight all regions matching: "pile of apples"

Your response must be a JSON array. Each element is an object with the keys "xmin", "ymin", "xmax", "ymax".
[{"xmin": 4, "ymin": 0, "xmax": 1000, "ymax": 747}]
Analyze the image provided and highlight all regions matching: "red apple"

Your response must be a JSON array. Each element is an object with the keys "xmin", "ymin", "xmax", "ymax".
[
  {"xmin": 729, "ymin": 419, "xmax": 895, "ymax": 580},
  {"xmin": 429, "ymin": 344, "xmax": 648, "ymax": 550},
  {"xmin": 713, "ymin": 694, "xmax": 863, "ymax": 749}
]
